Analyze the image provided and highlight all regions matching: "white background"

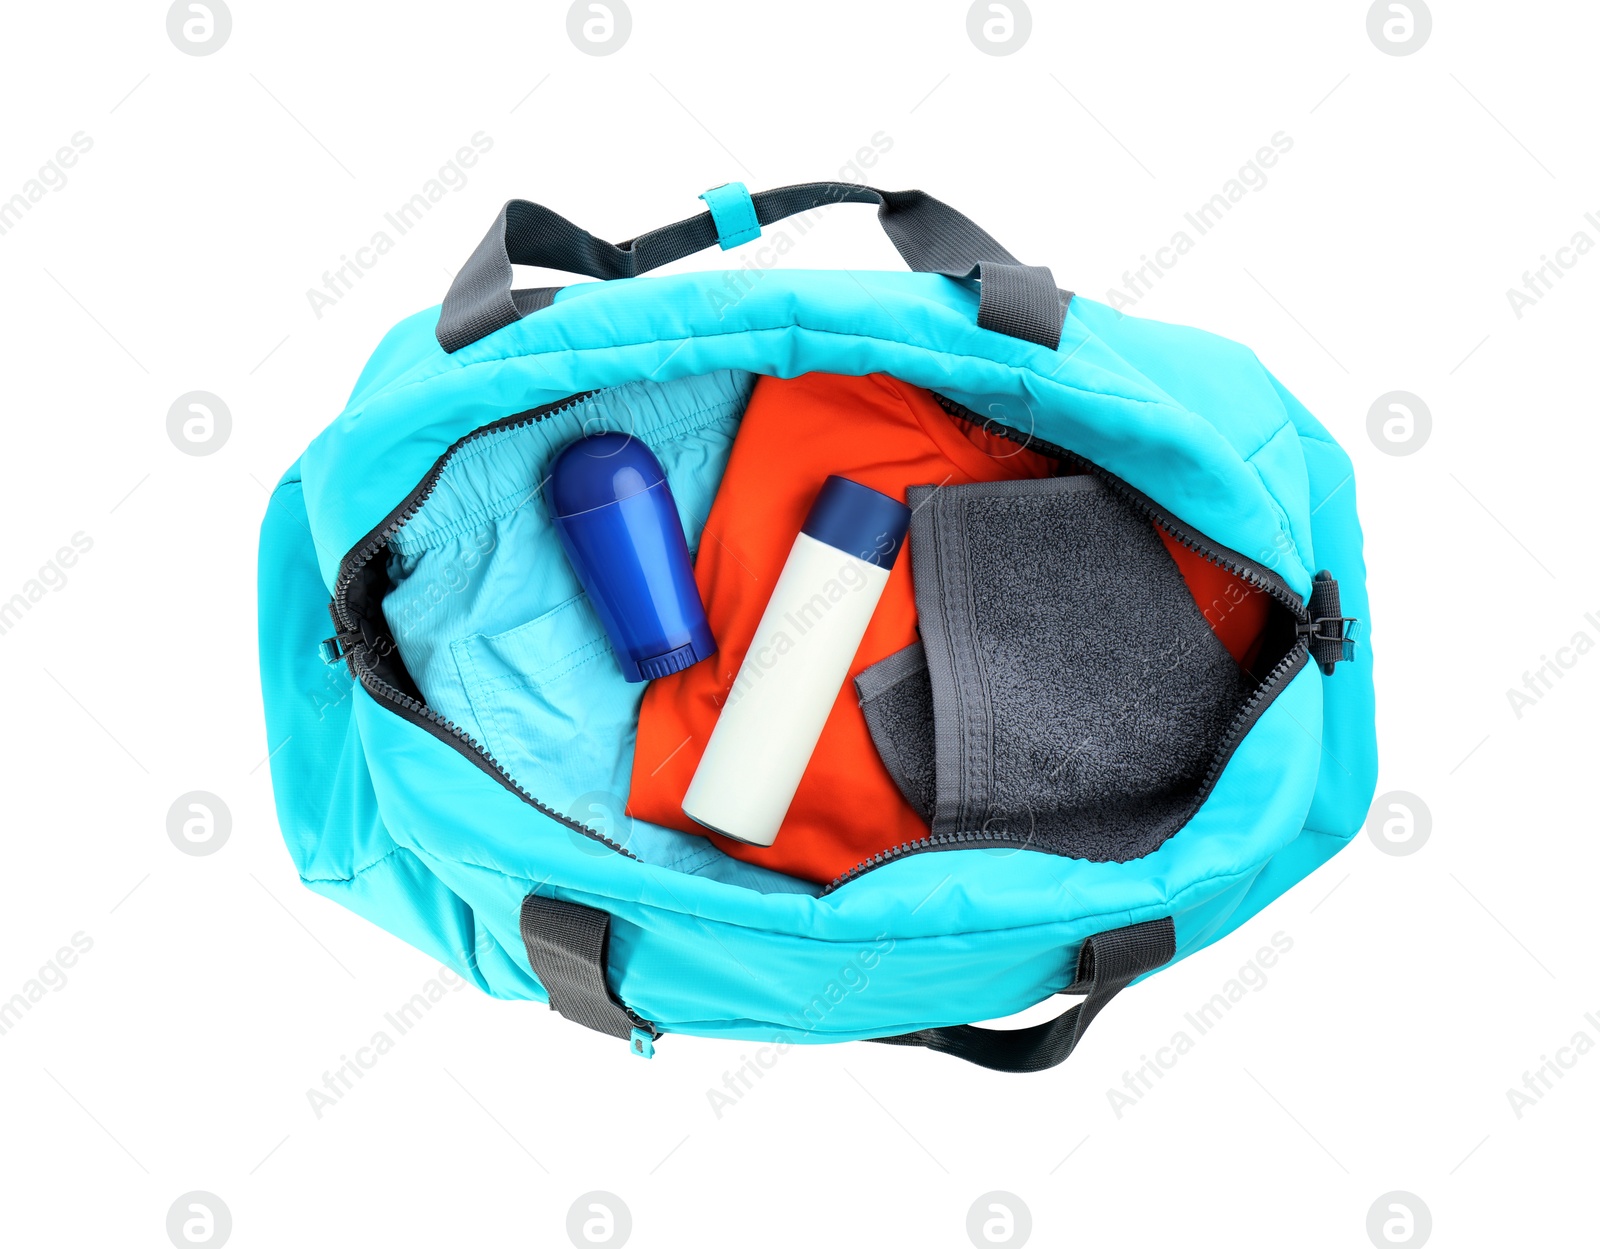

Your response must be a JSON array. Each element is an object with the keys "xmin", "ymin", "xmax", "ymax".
[{"xmin": 1, "ymin": 2, "xmax": 1595, "ymax": 1245}]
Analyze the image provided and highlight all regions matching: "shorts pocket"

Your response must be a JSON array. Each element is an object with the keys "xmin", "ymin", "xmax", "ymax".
[{"xmin": 451, "ymin": 595, "xmax": 642, "ymax": 818}]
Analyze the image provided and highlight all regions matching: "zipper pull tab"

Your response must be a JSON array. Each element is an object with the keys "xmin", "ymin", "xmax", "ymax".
[
  {"xmin": 319, "ymin": 632, "xmax": 364, "ymax": 666},
  {"xmin": 321, "ymin": 600, "xmax": 368, "ymax": 668},
  {"xmin": 1300, "ymin": 571, "xmax": 1359, "ymax": 675}
]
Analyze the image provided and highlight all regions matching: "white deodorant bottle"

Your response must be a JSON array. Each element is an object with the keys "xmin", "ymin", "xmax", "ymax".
[{"xmin": 682, "ymin": 475, "xmax": 912, "ymax": 847}]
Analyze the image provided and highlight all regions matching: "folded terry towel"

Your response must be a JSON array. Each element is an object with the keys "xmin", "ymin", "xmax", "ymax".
[
  {"xmin": 855, "ymin": 475, "xmax": 1253, "ymax": 862},
  {"xmin": 853, "ymin": 640, "xmax": 936, "ymax": 823}
]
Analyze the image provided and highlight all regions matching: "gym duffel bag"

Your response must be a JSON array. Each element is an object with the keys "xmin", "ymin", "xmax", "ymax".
[{"xmin": 257, "ymin": 181, "xmax": 1375, "ymax": 1072}]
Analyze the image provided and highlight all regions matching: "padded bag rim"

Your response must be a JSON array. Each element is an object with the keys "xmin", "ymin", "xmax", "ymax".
[{"xmin": 300, "ymin": 273, "xmax": 1316, "ymax": 607}]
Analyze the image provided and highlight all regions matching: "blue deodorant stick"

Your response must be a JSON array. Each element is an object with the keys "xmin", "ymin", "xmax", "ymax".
[{"xmin": 547, "ymin": 433, "xmax": 716, "ymax": 682}]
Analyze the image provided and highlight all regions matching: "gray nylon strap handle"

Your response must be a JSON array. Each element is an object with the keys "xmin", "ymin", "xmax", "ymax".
[
  {"xmin": 519, "ymin": 893, "xmax": 1169, "ymax": 1072},
  {"xmin": 520, "ymin": 894, "xmax": 653, "ymax": 1045},
  {"xmin": 869, "ymin": 916, "xmax": 1176, "ymax": 1074},
  {"xmin": 437, "ymin": 182, "xmax": 1066, "ymax": 353}
]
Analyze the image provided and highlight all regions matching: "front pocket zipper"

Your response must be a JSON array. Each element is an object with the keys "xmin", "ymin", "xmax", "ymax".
[{"xmin": 325, "ymin": 388, "xmax": 1351, "ymax": 888}]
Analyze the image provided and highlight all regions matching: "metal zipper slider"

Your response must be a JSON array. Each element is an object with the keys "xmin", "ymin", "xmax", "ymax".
[
  {"xmin": 1299, "ymin": 571, "xmax": 1359, "ymax": 674},
  {"xmin": 321, "ymin": 600, "xmax": 369, "ymax": 666}
]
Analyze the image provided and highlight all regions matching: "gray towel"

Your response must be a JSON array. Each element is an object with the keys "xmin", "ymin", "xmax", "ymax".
[
  {"xmin": 855, "ymin": 475, "xmax": 1253, "ymax": 862},
  {"xmin": 855, "ymin": 641, "xmax": 937, "ymax": 822}
]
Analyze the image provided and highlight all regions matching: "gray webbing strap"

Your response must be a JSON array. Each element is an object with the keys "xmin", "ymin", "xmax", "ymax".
[
  {"xmin": 869, "ymin": 917, "xmax": 1176, "ymax": 1073},
  {"xmin": 519, "ymin": 894, "xmax": 653, "ymax": 1045},
  {"xmin": 437, "ymin": 182, "xmax": 1066, "ymax": 353}
]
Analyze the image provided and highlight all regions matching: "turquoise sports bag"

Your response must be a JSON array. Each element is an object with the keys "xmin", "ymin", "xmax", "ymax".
[{"xmin": 257, "ymin": 181, "xmax": 1376, "ymax": 1072}]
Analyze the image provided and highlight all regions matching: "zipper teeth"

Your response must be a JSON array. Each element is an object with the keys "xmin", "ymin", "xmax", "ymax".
[
  {"xmin": 821, "ymin": 641, "xmax": 1309, "ymax": 894},
  {"xmin": 825, "ymin": 829, "xmax": 1041, "ymax": 891},
  {"xmin": 331, "ymin": 391, "xmax": 597, "ymax": 633},
  {"xmin": 1193, "ymin": 640, "xmax": 1307, "ymax": 798},
  {"xmin": 824, "ymin": 394, "xmax": 1313, "ymax": 895},
  {"xmin": 930, "ymin": 393, "xmax": 1303, "ymax": 617},
  {"xmin": 338, "ymin": 386, "xmax": 1315, "ymax": 889},
  {"xmin": 1061, "ymin": 449, "xmax": 1299, "ymax": 614},
  {"xmin": 352, "ymin": 651, "xmax": 640, "ymax": 860},
  {"xmin": 331, "ymin": 391, "xmax": 641, "ymax": 860}
]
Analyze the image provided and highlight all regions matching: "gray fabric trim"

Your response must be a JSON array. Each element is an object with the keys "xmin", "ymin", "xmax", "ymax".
[
  {"xmin": 437, "ymin": 183, "xmax": 1066, "ymax": 352},
  {"xmin": 1306, "ymin": 570, "xmax": 1355, "ymax": 673},
  {"xmin": 519, "ymin": 894, "xmax": 650, "ymax": 1042},
  {"xmin": 973, "ymin": 262, "xmax": 1068, "ymax": 347},
  {"xmin": 855, "ymin": 641, "xmax": 935, "ymax": 820},
  {"xmin": 908, "ymin": 481, "xmax": 982, "ymax": 835},
  {"xmin": 854, "ymin": 638, "xmax": 929, "ymax": 700}
]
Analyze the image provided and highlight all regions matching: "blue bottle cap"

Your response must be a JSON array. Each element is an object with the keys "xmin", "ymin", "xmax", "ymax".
[{"xmin": 800, "ymin": 475, "xmax": 911, "ymax": 568}]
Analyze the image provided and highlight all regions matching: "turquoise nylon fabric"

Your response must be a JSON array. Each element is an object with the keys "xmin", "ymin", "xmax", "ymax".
[
  {"xmin": 300, "ymin": 273, "xmax": 1312, "ymax": 601},
  {"xmin": 698, "ymin": 181, "xmax": 761, "ymax": 249},
  {"xmin": 260, "ymin": 264, "xmax": 1378, "ymax": 1045},
  {"xmin": 344, "ymin": 661, "xmax": 1322, "ymax": 1036}
]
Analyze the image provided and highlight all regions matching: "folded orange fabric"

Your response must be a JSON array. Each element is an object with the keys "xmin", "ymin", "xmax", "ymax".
[
  {"xmin": 1157, "ymin": 531, "xmax": 1272, "ymax": 671},
  {"xmin": 627, "ymin": 373, "xmax": 1057, "ymax": 884},
  {"xmin": 627, "ymin": 373, "xmax": 1274, "ymax": 884}
]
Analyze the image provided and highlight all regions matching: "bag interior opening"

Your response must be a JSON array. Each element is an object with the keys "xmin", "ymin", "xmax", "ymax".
[{"xmin": 344, "ymin": 369, "xmax": 1304, "ymax": 897}]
